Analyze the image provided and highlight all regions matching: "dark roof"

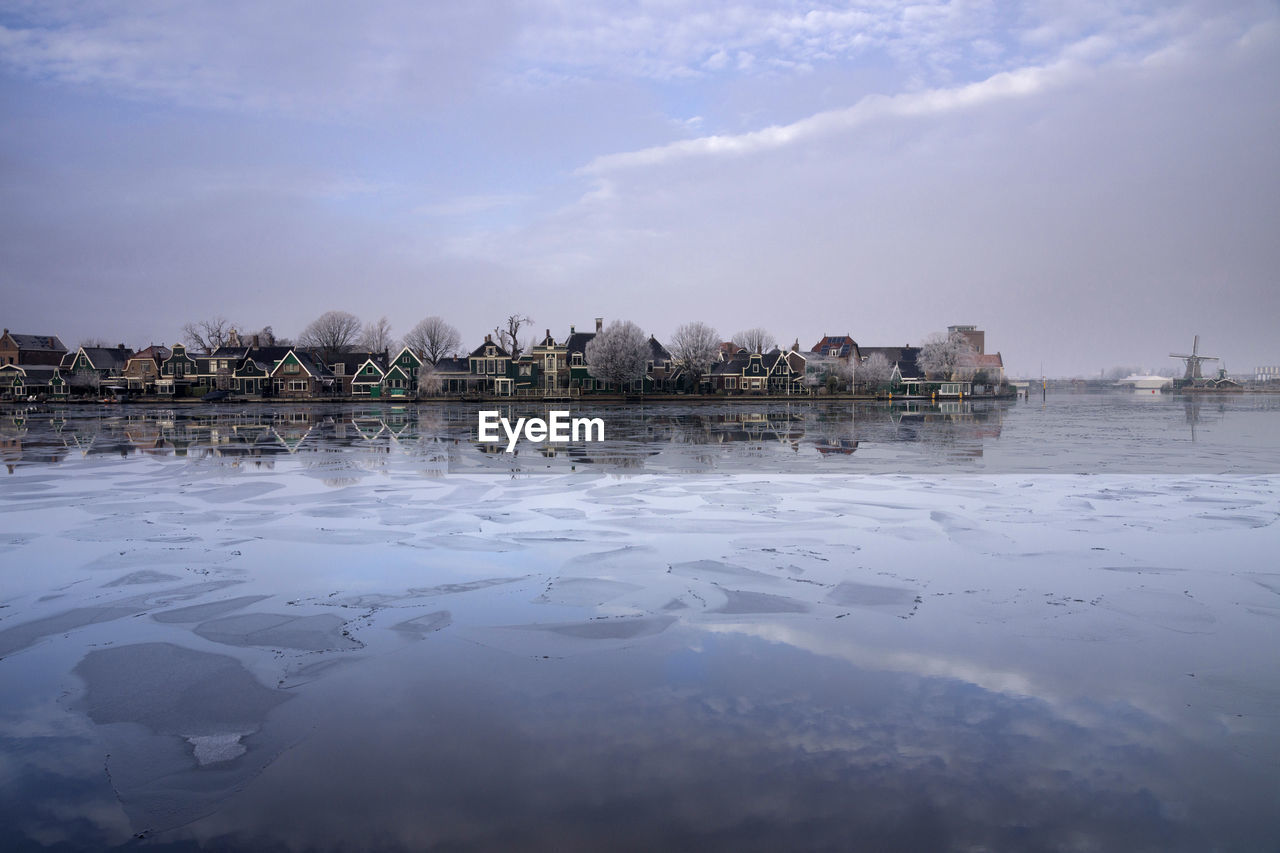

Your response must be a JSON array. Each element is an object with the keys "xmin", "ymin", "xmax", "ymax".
[
  {"xmin": 861, "ymin": 346, "xmax": 921, "ymax": 377},
  {"xmin": 434, "ymin": 357, "xmax": 470, "ymax": 374},
  {"xmin": 648, "ymin": 336, "xmax": 672, "ymax": 363},
  {"xmin": 329, "ymin": 351, "xmax": 386, "ymax": 373},
  {"xmin": 565, "ymin": 331, "xmax": 596, "ymax": 355},
  {"xmin": 79, "ymin": 347, "xmax": 130, "ymax": 370},
  {"xmin": 3, "ymin": 333, "xmax": 66, "ymax": 353},
  {"xmin": 467, "ymin": 339, "xmax": 511, "ymax": 359},
  {"xmin": 294, "ymin": 350, "xmax": 334, "ymax": 378},
  {"xmin": 12, "ymin": 365, "xmax": 61, "ymax": 383}
]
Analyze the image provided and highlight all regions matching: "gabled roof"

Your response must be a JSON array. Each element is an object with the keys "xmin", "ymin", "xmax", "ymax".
[
  {"xmin": 532, "ymin": 329, "xmax": 561, "ymax": 349},
  {"xmin": 468, "ymin": 338, "xmax": 511, "ymax": 359},
  {"xmin": 2, "ymin": 332, "xmax": 66, "ymax": 353},
  {"xmin": 975, "ymin": 352, "xmax": 1003, "ymax": 369},
  {"xmin": 648, "ymin": 336, "xmax": 672, "ymax": 363},
  {"xmin": 270, "ymin": 348, "xmax": 333, "ymax": 379},
  {"xmin": 11, "ymin": 365, "xmax": 61, "ymax": 383},
  {"xmin": 130, "ymin": 345, "xmax": 171, "ymax": 363},
  {"xmin": 74, "ymin": 346, "xmax": 130, "ymax": 371},
  {"xmin": 390, "ymin": 346, "xmax": 422, "ymax": 367},
  {"xmin": 384, "ymin": 364, "xmax": 410, "ymax": 381},
  {"xmin": 811, "ymin": 335, "xmax": 858, "ymax": 359},
  {"xmin": 350, "ymin": 358, "xmax": 386, "ymax": 383}
]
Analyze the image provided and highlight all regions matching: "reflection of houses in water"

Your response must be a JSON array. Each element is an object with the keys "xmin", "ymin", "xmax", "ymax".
[
  {"xmin": 1, "ymin": 401, "xmax": 1012, "ymax": 474},
  {"xmin": 875, "ymin": 399, "xmax": 1007, "ymax": 459}
]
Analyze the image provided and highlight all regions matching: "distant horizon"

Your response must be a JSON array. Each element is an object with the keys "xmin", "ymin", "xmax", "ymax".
[{"xmin": 8, "ymin": 316, "xmax": 1255, "ymax": 381}]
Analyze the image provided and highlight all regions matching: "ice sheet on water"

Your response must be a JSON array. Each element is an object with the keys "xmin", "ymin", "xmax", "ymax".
[
  {"xmin": 194, "ymin": 613, "xmax": 361, "ymax": 651},
  {"xmin": 391, "ymin": 610, "xmax": 452, "ymax": 638},
  {"xmin": 670, "ymin": 559, "xmax": 779, "ymax": 583},
  {"xmin": 537, "ymin": 577, "xmax": 643, "ymax": 607},
  {"xmin": 827, "ymin": 581, "xmax": 921, "ymax": 608},
  {"xmin": 186, "ymin": 732, "xmax": 252, "ymax": 765},
  {"xmin": 151, "ymin": 595, "xmax": 272, "ymax": 623},
  {"xmin": 187, "ymin": 482, "xmax": 286, "ymax": 504},
  {"xmin": 406, "ymin": 577, "xmax": 528, "ymax": 597},
  {"xmin": 531, "ymin": 615, "xmax": 675, "ymax": 640},
  {"xmin": 72, "ymin": 642, "xmax": 291, "ymax": 831},
  {"xmin": 712, "ymin": 588, "xmax": 809, "ymax": 615},
  {"xmin": 423, "ymin": 533, "xmax": 524, "ymax": 552},
  {"xmin": 1096, "ymin": 590, "xmax": 1216, "ymax": 634},
  {"xmin": 102, "ymin": 570, "xmax": 181, "ymax": 586}
]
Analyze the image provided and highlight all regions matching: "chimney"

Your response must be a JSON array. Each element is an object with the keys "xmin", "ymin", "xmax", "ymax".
[
  {"xmin": 595, "ymin": 317, "xmax": 603, "ymax": 333},
  {"xmin": 252, "ymin": 334, "xmax": 261, "ymax": 348},
  {"xmin": 570, "ymin": 325, "xmax": 575, "ymax": 335},
  {"xmin": 485, "ymin": 333, "xmax": 492, "ymax": 343},
  {"xmin": 229, "ymin": 328, "xmax": 241, "ymax": 348}
]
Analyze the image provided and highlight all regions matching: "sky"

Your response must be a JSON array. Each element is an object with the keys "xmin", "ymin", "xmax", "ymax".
[{"xmin": 1, "ymin": 0, "xmax": 1277, "ymax": 377}]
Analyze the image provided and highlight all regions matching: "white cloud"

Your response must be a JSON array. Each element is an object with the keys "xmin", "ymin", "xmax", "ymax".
[{"xmin": 581, "ymin": 56, "xmax": 1082, "ymax": 173}]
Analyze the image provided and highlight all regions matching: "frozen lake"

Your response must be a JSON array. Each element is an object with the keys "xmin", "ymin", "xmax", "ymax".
[{"xmin": 1, "ymin": 394, "xmax": 1278, "ymax": 851}]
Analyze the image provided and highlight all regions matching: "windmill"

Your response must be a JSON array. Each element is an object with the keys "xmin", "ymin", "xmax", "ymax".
[{"xmin": 1169, "ymin": 335, "xmax": 1219, "ymax": 382}]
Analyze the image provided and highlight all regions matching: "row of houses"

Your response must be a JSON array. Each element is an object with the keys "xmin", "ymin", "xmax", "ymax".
[{"xmin": 1, "ymin": 321, "xmax": 1005, "ymax": 401}]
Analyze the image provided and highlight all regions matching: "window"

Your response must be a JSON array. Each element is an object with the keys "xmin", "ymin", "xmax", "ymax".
[
  {"xmin": 572, "ymin": 353, "xmax": 583, "ymax": 366},
  {"xmin": 726, "ymin": 377, "xmax": 737, "ymax": 390},
  {"xmin": 289, "ymin": 380, "xmax": 308, "ymax": 392}
]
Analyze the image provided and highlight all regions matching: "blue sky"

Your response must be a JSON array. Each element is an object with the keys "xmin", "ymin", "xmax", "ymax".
[{"xmin": 2, "ymin": 0, "xmax": 1277, "ymax": 375}]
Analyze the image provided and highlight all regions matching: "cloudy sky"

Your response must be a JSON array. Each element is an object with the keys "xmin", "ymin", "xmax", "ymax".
[{"xmin": 2, "ymin": 0, "xmax": 1276, "ymax": 376}]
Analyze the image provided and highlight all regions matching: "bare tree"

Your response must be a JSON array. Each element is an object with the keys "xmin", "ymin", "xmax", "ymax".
[
  {"xmin": 78, "ymin": 337, "xmax": 112, "ymax": 348},
  {"xmin": 298, "ymin": 310, "xmax": 362, "ymax": 362},
  {"xmin": 403, "ymin": 317, "xmax": 462, "ymax": 365},
  {"xmin": 416, "ymin": 363, "xmax": 443, "ymax": 396},
  {"xmin": 918, "ymin": 330, "xmax": 978, "ymax": 380},
  {"xmin": 360, "ymin": 316, "xmax": 397, "ymax": 355},
  {"xmin": 732, "ymin": 327, "xmax": 776, "ymax": 354},
  {"xmin": 669, "ymin": 321, "xmax": 720, "ymax": 390},
  {"xmin": 181, "ymin": 316, "xmax": 236, "ymax": 353},
  {"xmin": 585, "ymin": 320, "xmax": 651, "ymax": 390},
  {"xmin": 493, "ymin": 314, "xmax": 532, "ymax": 360},
  {"xmin": 859, "ymin": 352, "xmax": 893, "ymax": 389}
]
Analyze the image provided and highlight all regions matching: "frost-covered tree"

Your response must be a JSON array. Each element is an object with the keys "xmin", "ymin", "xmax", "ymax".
[
  {"xmin": 298, "ymin": 310, "xmax": 361, "ymax": 362},
  {"xmin": 669, "ymin": 321, "xmax": 720, "ymax": 389},
  {"xmin": 732, "ymin": 327, "xmax": 776, "ymax": 354},
  {"xmin": 918, "ymin": 330, "xmax": 978, "ymax": 380},
  {"xmin": 859, "ymin": 352, "xmax": 893, "ymax": 389},
  {"xmin": 416, "ymin": 363, "xmax": 442, "ymax": 396},
  {"xmin": 403, "ymin": 316, "xmax": 461, "ymax": 365},
  {"xmin": 360, "ymin": 316, "xmax": 396, "ymax": 355},
  {"xmin": 585, "ymin": 320, "xmax": 650, "ymax": 389}
]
